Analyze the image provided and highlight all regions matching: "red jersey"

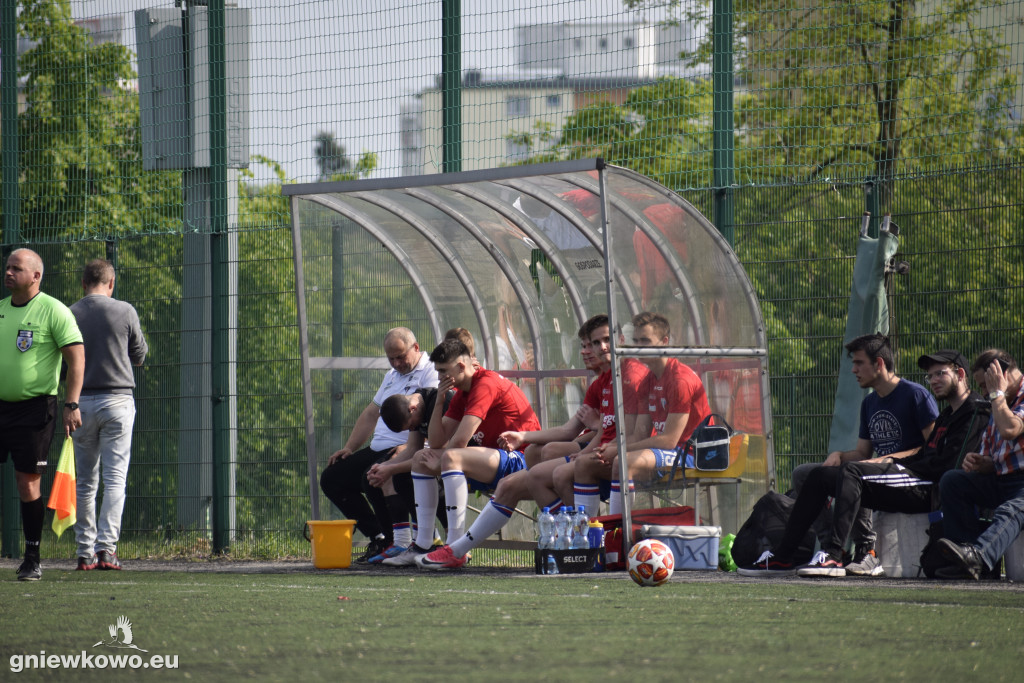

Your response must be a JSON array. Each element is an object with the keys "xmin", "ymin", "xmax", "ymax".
[
  {"xmin": 584, "ymin": 360, "xmax": 651, "ymax": 445},
  {"xmin": 622, "ymin": 357, "xmax": 650, "ymax": 416},
  {"xmin": 640, "ymin": 358, "xmax": 711, "ymax": 447},
  {"xmin": 445, "ymin": 368, "xmax": 541, "ymax": 448},
  {"xmin": 584, "ymin": 370, "xmax": 617, "ymax": 445}
]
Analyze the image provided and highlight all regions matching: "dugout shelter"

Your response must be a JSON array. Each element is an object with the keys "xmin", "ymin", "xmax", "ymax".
[{"xmin": 284, "ymin": 158, "xmax": 774, "ymax": 536}]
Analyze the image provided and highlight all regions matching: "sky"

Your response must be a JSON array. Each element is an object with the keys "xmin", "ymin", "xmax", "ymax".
[{"xmin": 69, "ymin": 0, "xmax": 680, "ymax": 184}]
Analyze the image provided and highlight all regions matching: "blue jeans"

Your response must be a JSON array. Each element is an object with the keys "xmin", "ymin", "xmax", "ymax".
[
  {"xmin": 939, "ymin": 469, "xmax": 1024, "ymax": 570},
  {"xmin": 72, "ymin": 394, "xmax": 136, "ymax": 557}
]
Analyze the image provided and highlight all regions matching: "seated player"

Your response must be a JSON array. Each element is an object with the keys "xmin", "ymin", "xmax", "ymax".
[
  {"xmin": 501, "ymin": 315, "xmax": 606, "ymax": 468},
  {"xmin": 594, "ymin": 312, "xmax": 711, "ymax": 514},
  {"xmin": 416, "ymin": 315, "xmax": 615, "ymax": 569},
  {"xmin": 527, "ymin": 318, "xmax": 650, "ymax": 515},
  {"xmin": 362, "ymin": 384, "xmax": 455, "ymax": 562},
  {"xmin": 384, "ymin": 339, "xmax": 541, "ymax": 567}
]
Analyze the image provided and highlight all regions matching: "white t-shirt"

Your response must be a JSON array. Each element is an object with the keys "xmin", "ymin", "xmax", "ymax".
[{"xmin": 369, "ymin": 351, "xmax": 439, "ymax": 450}]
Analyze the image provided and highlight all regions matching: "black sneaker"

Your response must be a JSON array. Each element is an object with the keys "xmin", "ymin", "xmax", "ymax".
[
  {"xmin": 935, "ymin": 539, "xmax": 984, "ymax": 580},
  {"xmin": 16, "ymin": 557, "xmax": 42, "ymax": 581},
  {"xmin": 797, "ymin": 550, "xmax": 846, "ymax": 577},
  {"xmin": 97, "ymin": 550, "xmax": 122, "ymax": 570},
  {"xmin": 737, "ymin": 550, "xmax": 797, "ymax": 577},
  {"xmin": 356, "ymin": 537, "xmax": 390, "ymax": 564},
  {"xmin": 77, "ymin": 555, "xmax": 99, "ymax": 571}
]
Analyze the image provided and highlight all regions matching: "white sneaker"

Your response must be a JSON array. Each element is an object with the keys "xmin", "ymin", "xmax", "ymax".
[{"xmin": 380, "ymin": 545, "xmax": 429, "ymax": 567}]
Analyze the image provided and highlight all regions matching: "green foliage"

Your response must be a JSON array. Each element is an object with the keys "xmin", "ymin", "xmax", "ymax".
[{"xmin": 15, "ymin": 0, "xmax": 181, "ymax": 242}]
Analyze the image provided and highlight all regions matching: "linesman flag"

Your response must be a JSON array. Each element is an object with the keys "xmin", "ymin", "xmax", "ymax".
[{"xmin": 47, "ymin": 436, "xmax": 77, "ymax": 538}]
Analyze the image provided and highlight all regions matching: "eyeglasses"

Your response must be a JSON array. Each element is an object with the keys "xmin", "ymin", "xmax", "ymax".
[{"xmin": 924, "ymin": 368, "xmax": 954, "ymax": 381}]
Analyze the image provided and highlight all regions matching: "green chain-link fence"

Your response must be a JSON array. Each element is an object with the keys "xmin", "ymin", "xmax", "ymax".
[{"xmin": 1, "ymin": 0, "xmax": 1022, "ymax": 559}]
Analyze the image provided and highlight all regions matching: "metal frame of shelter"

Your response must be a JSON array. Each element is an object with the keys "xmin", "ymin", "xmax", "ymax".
[{"xmin": 284, "ymin": 158, "xmax": 775, "ymax": 542}]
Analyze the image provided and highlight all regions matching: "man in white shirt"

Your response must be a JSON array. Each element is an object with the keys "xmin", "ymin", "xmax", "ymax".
[{"xmin": 319, "ymin": 327, "xmax": 438, "ymax": 562}]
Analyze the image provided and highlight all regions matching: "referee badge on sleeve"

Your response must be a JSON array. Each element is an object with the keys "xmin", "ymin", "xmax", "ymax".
[{"xmin": 17, "ymin": 329, "xmax": 33, "ymax": 352}]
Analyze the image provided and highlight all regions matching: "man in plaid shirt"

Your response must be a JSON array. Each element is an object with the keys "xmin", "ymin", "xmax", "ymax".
[{"xmin": 937, "ymin": 349, "xmax": 1024, "ymax": 579}]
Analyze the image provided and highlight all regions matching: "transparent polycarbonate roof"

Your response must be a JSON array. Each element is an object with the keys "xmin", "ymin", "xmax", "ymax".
[{"xmin": 285, "ymin": 159, "xmax": 774, "ymax": 528}]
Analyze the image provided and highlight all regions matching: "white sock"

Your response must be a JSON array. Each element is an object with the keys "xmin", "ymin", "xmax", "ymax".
[
  {"xmin": 450, "ymin": 499, "xmax": 513, "ymax": 557},
  {"xmin": 412, "ymin": 473, "xmax": 438, "ymax": 550},
  {"xmin": 441, "ymin": 470, "xmax": 468, "ymax": 543},
  {"xmin": 392, "ymin": 522, "xmax": 412, "ymax": 548},
  {"xmin": 574, "ymin": 482, "xmax": 600, "ymax": 518},
  {"xmin": 609, "ymin": 480, "xmax": 634, "ymax": 515}
]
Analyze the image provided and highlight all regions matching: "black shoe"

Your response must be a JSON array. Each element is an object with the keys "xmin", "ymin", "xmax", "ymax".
[
  {"xmin": 356, "ymin": 537, "xmax": 390, "ymax": 564},
  {"xmin": 936, "ymin": 538, "xmax": 984, "ymax": 580},
  {"xmin": 16, "ymin": 557, "xmax": 42, "ymax": 581},
  {"xmin": 97, "ymin": 550, "xmax": 122, "ymax": 570}
]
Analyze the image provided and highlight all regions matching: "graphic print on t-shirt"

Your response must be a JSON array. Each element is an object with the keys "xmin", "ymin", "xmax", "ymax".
[{"xmin": 868, "ymin": 410, "xmax": 903, "ymax": 456}]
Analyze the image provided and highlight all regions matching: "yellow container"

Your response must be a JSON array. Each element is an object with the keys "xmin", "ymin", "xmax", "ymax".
[{"xmin": 304, "ymin": 519, "xmax": 356, "ymax": 569}]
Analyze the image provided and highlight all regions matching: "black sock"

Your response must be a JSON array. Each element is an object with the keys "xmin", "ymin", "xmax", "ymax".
[
  {"xmin": 21, "ymin": 497, "xmax": 44, "ymax": 559},
  {"xmin": 384, "ymin": 494, "xmax": 409, "ymax": 527}
]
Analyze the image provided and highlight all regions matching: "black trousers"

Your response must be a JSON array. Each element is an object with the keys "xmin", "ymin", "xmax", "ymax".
[
  {"xmin": 319, "ymin": 446, "xmax": 395, "ymax": 540},
  {"xmin": 780, "ymin": 461, "xmax": 932, "ymax": 559},
  {"xmin": 320, "ymin": 445, "xmax": 445, "ymax": 541}
]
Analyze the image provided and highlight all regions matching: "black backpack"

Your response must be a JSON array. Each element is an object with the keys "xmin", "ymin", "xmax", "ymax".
[{"xmin": 730, "ymin": 491, "xmax": 817, "ymax": 567}]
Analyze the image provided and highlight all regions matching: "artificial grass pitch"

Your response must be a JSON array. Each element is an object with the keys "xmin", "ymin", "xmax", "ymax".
[{"xmin": 1, "ymin": 569, "xmax": 1022, "ymax": 681}]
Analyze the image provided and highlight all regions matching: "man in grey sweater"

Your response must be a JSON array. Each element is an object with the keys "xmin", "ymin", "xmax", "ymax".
[{"xmin": 71, "ymin": 259, "xmax": 148, "ymax": 570}]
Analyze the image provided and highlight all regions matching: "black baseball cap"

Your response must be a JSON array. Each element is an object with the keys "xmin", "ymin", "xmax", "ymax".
[{"xmin": 917, "ymin": 349, "xmax": 968, "ymax": 371}]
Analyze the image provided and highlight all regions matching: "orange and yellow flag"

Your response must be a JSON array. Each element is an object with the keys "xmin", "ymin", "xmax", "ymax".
[{"xmin": 47, "ymin": 436, "xmax": 76, "ymax": 538}]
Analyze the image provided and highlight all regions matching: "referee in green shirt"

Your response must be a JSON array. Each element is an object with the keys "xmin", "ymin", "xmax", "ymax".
[{"xmin": 1, "ymin": 249, "xmax": 84, "ymax": 581}]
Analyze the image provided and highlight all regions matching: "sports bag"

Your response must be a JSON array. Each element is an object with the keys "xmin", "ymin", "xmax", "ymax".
[
  {"xmin": 666, "ymin": 414, "xmax": 737, "ymax": 483},
  {"xmin": 730, "ymin": 491, "xmax": 816, "ymax": 567},
  {"xmin": 691, "ymin": 414, "xmax": 734, "ymax": 471}
]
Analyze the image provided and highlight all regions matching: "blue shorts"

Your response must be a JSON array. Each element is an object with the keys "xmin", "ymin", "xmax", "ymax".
[
  {"xmin": 649, "ymin": 448, "xmax": 694, "ymax": 478},
  {"xmin": 466, "ymin": 450, "xmax": 527, "ymax": 494}
]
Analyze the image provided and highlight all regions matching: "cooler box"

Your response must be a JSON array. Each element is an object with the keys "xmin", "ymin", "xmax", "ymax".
[
  {"xmin": 534, "ymin": 548, "xmax": 601, "ymax": 574},
  {"xmin": 874, "ymin": 511, "xmax": 931, "ymax": 578},
  {"xmin": 642, "ymin": 525, "xmax": 721, "ymax": 570}
]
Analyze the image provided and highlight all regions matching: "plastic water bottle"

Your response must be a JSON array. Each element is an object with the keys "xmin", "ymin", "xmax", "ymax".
[
  {"xmin": 537, "ymin": 507, "xmax": 555, "ymax": 550},
  {"xmin": 554, "ymin": 506, "xmax": 573, "ymax": 550},
  {"xmin": 587, "ymin": 519, "xmax": 605, "ymax": 549},
  {"xmin": 571, "ymin": 506, "xmax": 590, "ymax": 549},
  {"xmin": 545, "ymin": 552, "xmax": 559, "ymax": 575}
]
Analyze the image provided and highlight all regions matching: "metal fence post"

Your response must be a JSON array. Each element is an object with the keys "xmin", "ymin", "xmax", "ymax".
[
  {"xmin": 712, "ymin": 0, "xmax": 735, "ymax": 247},
  {"xmin": 442, "ymin": 0, "xmax": 461, "ymax": 173},
  {"xmin": 1, "ymin": 0, "xmax": 19, "ymax": 558}
]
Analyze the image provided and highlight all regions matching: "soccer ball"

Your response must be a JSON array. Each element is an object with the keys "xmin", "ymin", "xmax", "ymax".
[{"xmin": 627, "ymin": 538, "xmax": 675, "ymax": 587}]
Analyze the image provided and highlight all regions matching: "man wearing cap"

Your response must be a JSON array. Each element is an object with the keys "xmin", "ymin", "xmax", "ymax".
[
  {"xmin": 935, "ymin": 349, "xmax": 1024, "ymax": 580},
  {"xmin": 739, "ymin": 347, "xmax": 987, "ymax": 577}
]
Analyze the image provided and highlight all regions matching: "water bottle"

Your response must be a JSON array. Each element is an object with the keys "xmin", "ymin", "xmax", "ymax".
[
  {"xmin": 554, "ymin": 506, "xmax": 572, "ymax": 550},
  {"xmin": 545, "ymin": 552, "xmax": 559, "ymax": 575},
  {"xmin": 587, "ymin": 519, "xmax": 605, "ymax": 549},
  {"xmin": 571, "ymin": 506, "xmax": 590, "ymax": 549},
  {"xmin": 537, "ymin": 507, "xmax": 555, "ymax": 550}
]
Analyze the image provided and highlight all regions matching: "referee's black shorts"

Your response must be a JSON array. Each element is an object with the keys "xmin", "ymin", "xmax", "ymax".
[{"xmin": 0, "ymin": 395, "xmax": 58, "ymax": 475}]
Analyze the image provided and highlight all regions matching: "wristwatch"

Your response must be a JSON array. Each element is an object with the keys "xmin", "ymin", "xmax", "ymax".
[
  {"xmin": 987, "ymin": 390, "xmax": 1005, "ymax": 401},
  {"xmin": 64, "ymin": 402, "xmax": 79, "ymax": 411}
]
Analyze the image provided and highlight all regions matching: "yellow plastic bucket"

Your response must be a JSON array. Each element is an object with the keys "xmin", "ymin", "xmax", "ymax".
[{"xmin": 304, "ymin": 520, "xmax": 356, "ymax": 569}]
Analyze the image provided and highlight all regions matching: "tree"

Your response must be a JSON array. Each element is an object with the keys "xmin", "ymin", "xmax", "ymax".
[
  {"xmin": 313, "ymin": 131, "xmax": 350, "ymax": 180},
  {"xmin": 627, "ymin": 0, "xmax": 1022, "ymax": 207},
  {"xmin": 15, "ymin": 0, "xmax": 181, "ymax": 242}
]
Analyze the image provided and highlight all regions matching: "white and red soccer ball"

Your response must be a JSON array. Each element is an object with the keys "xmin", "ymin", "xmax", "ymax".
[{"xmin": 627, "ymin": 538, "xmax": 675, "ymax": 587}]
